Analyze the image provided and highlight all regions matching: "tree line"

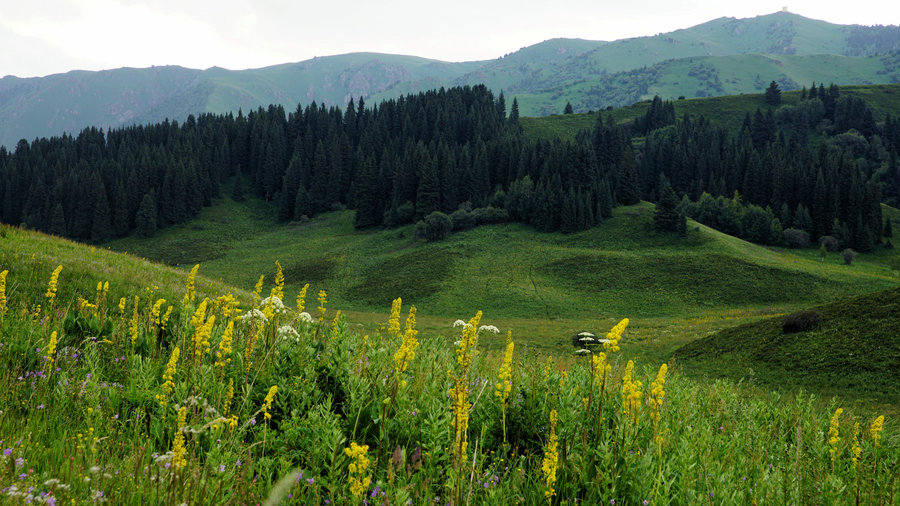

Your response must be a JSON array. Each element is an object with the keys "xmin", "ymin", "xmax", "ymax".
[{"xmin": 0, "ymin": 83, "xmax": 897, "ymax": 251}]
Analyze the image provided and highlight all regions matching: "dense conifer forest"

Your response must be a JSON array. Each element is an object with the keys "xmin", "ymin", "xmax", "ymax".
[{"xmin": 1, "ymin": 83, "xmax": 897, "ymax": 251}]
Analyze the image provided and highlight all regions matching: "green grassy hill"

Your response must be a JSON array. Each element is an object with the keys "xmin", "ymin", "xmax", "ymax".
[
  {"xmin": 521, "ymin": 82, "xmax": 900, "ymax": 140},
  {"xmin": 104, "ymin": 197, "xmax": 900, "ymax": 360},
  {"xmin": 675, "ymin": 286, "xmax": 900, "ymax": 408}
]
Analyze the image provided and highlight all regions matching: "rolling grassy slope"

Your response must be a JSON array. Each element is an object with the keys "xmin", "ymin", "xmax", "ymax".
[
  {"xmin": 675, "ymin": 286, "xmax": 900, "ymax": 408},
  {"xmin": 520, "ymin": 82, "xmax": 900, "ymax": 140},
  {"xmin": 105, "ymin": 196, "xmax": 900, "ymax": 361}
]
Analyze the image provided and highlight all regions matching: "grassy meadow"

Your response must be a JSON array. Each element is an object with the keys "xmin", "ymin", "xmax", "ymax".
[{"xmin": 0, "ymin": 221, "xmax": 897, "ymax": 503}]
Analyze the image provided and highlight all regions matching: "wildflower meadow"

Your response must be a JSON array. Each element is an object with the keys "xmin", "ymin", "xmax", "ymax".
[{"xmin": 0, "ymin": 259, "xmax": 897, "ymax": 505}]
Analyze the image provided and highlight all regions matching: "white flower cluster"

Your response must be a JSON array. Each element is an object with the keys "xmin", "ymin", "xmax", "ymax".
[
  {"xmin": 478, "ymin": 325, "xmax": 500, "ymax": 334},
  {"xmin": 452, "ymin": 319, "xmax": 471, "ymax": 328},
  {"xmin": 278, "ymin": 325, "xmax": 300, "ymax": 342},
  {"xmin": 239, "ymin": 308, "xmax": 268, "ymax": 324},
  {"xmin": 259, "ymin": 296, "xmax": 289, "ymax": 315},
  {"xmin": 298, "ymin": 311, "xmax": 313, "ymax": 323}
]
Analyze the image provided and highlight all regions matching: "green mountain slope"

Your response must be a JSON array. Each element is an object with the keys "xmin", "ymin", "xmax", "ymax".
[
  {"xmin": 106, "ymin": 198, "xmax": 900, "ymax": 322},
  {"xmin": 675, "ymin": 286, "xmax": 900, "ymax": 406},
  {"xmin": 2, "ymin": 11, "xmax": 899, "ymax": 148}
]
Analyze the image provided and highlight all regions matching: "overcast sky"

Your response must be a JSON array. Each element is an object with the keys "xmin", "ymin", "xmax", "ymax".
[{"xmin": 2, "ymin": 1, "xmax": 899, "ymax": 78}]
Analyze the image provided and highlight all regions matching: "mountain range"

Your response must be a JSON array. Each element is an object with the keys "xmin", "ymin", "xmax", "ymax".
[{"xmin": 1, "ymin": 10, "xmax": 899, "ymax": 149}]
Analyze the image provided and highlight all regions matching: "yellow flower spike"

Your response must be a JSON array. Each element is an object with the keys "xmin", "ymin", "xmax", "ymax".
[
  {"xmin": 150, "ymin": 298, "xmax": 166, "ymax": 329},
  {"xmin": 296, "ymin": 283, "xmax": 309, "ymax": 314},
  {"xmin": 160, "ymin": 306, "xmax": 174, "ymax": 331},
  {"xmin": 828, "ymin": 408, "xmax": 843, "ymax": 465},
  {"xmin": 158, "ymin": 347, "xmax": 180, "ymax": 407},
  {"xmin": 189, "ymin": 299, "xmax": 209, "ymax": 329},
  {"xmin": 262, "ymin": 385, "xmax": 278, "ymax": 421},
  {"xmin": 46, "ymin": 331, "xmax": 58, "ymax": 372},
  {"xmin": 850, "ymin": 422, "xmax": 861, "ymax": 468},
  {"xmin": 171, "ymin": 407, "xmax": 188, "ymax": 470},
  {"xmin": 495, "ymin": 332, "xmax": 514, "ymax": 404},
  {"xmin": 603, "ymin": 317, "xmax": 629, "ymax": 353},
  {"xmin": 0, "ymin": 269, "xmax": 8, "ymax": 317},
  {"xmin": 45, "ymin": 265, "xmax": 62, "ymax": 302},
  {"xmin": 870, "ymin": 415, "xmax": 884, "ymax": 446},
  {"xmin": 344, "ymin": 442, "xmax": 372, "ymax": 497},
  {"xmin": 215, "ymin": 321, "xmax": 235, "ymax": 377},
  {"xmin": 621, "ymin": 360, "xmax": 643, "ymax": 419},
  {"xmin": 193, "ymin": 315, "xmax": 215, "ymax": 367},
  {"xmin": 388, "ymin": 297, "xmax": 402, "ymax": 338},
  {"xmin": 270, "ymin": 261, "xmax": 284, "ymax": 301},
  {"xmin": 331, "ymin": 309, "xmax": 342, "ymax": 336},
  {"xmin": 253, "ymin": 275, "xmax": 265, "ymax": 304},
  {"xmin": 393, "ymin": 306, "xmax": 419, "ymax": 385},
  {"xmin": 541, "ymin": 410, "xmax": 559, "ymax": 503},
  {"xmin": 183, "ymin": 264, "xmax": 200, "ymax": 305},
  {"xmin": 316, "ymin": 290, "xmax": 327, "ymax": 322},
  {"xmin": 117, "ymin": 297, "xmax": 127, "ymax": 315}
]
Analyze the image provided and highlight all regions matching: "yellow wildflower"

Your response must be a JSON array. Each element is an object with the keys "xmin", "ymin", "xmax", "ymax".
[
  {"xmin": 117, "ymin": 297, "xmax": 126, "ymax": 315},
  {"xmin": 183, "ymin": 264, "xmax": 200, "ymax": 304},
  {"xmin": 541, "ymin": 410, "xmax": 559, "ymax": 503},
  {"xmin": 171, "ymin": 406, "xmax": 188, "ymax": 470},
  {"xmin": 828, "ymin": 408, "xmax": 843, "ymax": 464},
  {"xmin": 190, "ymin": 299, "xmax": 209, "ymax": 329},
  {"xmin": 262, "ymin": 385, "xmax": 278, "ymax": 421},
  {"xmin": 157, "ymin": 347, "xmax": 180, "ymax": 407},
  {"xmin": 270, "ymin": 261, "xmax": 284, "ymax": 301},
  {"xmin": 344, "ymin": 442, "xmax": 372, "ymax": 497},
  {"xmin": 603, "ymin": 317, "xmax": 629, "ymax": 353},
  {"xmin": 495, "ymin": 332, "xmax": 514, "ymax": 404},
  {"xmin": 543, "ymin": 355, "xmax": 553, "ymax": 382},
  {"xmin": 253, "ymin": 275, "xmax": 265, "ymax": 305},
  {"xmin": 648, "ymin": 363, "xmax": 668, "ymax": 424},
  {"xmin": 193, "ymin": 315, "xmax": 215, "ymax": 367},
  {"xmin": 331, "ymin": 309, "xmax": 342, "ymax": 335},
  {"xmin": 449, "ymin": 311, "xmax": 481, "ymax": 466},
  {"xmin": 393, "ymin": 306, "xmax": 419, "ymax": 387},
  {"xmin": 621, "ymin": 360, "xmax": 643, "ymax": 419},
  {"xmin": 160, "ymin": 306, "xmax": 174, "ymax": 331},
  {"xmin": 387, "ymin": 297, "xmax": 402, "ymax": 338},
  {"xmin": 46, "ymin": 331, "xmax": 58, "ymax": 372},
  {"xmin": 216, "ymin": 293, "xmax": 241, "ymax": 319},
  {"xmin": 316, "ymin": 290, "xmax": 327, "ymax": 322},
  {"xmin": 0, "ymin": 269, "xmax": 8, "ymax": 317},
  {"xmin": 296, "ymin": 283, "xmax": 309, "ymax": 314},
  {"xmin": 851, "ymin": 422, "xmax": 861, "ymax": 468},
  {"xmin": 215, "ymin": 321, "xmax": 235, "ymax": 376},
  {"xmin": 45, "ymin": 265, "xmax": 62, "ymax": 302},
  {"xmin": 150, "ymin": 298, "xmax": 166, "ymax": 329},
  {"xmin": 870, "ymin": 415, "xmax": 884, "ymax": 447}
]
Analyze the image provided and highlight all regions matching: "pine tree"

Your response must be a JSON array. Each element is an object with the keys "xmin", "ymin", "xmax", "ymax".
[
  {"xmin": 654, "ymin": 178, "xmax": 685, "ymax": 234},
  {"xmin": 765, "ymin": 81, "xmax": 782, "ymax": 106},
  {"xmin": 135, "ymin": 192, "xmax": 157, "ymax": 238},
  {"xmin": 563, "ymin": 102, "xmax": 574, "ymax": 115}
]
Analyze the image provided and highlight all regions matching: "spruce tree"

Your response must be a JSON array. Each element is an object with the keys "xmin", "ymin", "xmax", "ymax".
[{"xmin": 135, "ymin": 192, "xmax": 157, "ymax": 238}]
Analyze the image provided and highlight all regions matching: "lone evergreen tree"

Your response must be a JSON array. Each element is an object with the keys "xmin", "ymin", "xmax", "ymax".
[
  {"xmin": 765, "ymin": 81, "xmax": 782, "ymax": 106},
  {"xmin": 563, "ymin": 102, "xmax": 574, "ymax": 114},
  {"xmin": 654, "ymin": 178, "xmax": 686, "ymax": 234}
]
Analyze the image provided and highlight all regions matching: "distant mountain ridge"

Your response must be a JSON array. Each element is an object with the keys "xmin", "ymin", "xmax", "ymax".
[{"xmin": 2, "ymin": 10, "xmax": 899, "ymax": 148}]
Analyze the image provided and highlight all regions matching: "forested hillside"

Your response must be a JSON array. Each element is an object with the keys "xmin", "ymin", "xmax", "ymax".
[{"xmin": 1, "ymin": 83, "xmax": 898, "ymax": 254}]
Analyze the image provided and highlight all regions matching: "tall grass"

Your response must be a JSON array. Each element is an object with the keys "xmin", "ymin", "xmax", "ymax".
[{"xmin": 0, "ymin": 254, "xmax": 896, "ymax": 504}]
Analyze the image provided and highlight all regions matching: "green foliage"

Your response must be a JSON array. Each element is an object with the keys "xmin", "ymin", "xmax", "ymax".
[
  {"xmin": 677, "ymin": 287, "xmax": 900, "ymax": 405},
  {"xmin": 0, "ymin": 237, "xmax": 897, "ymax": 503}
]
